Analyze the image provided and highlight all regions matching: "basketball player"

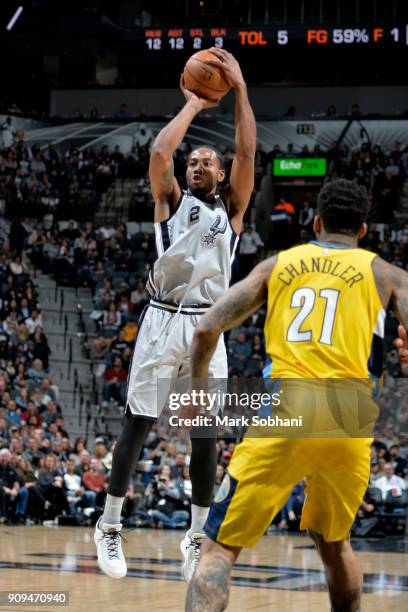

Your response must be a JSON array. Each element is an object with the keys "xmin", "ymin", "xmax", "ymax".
[
  {"xmin": 185, "ymin": 179, "xmax": 408, "ymax": 612},
  {"xmin": 94, "ymin": 47, "xmax": 256, "ymax": 581}
]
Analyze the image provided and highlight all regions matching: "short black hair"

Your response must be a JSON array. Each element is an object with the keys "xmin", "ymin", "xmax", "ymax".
[
  {"xmin": 190, "ymin": 146, "xmax": 225, "ymax": 169},
  {"xmin": 317, "ymin": 179, "xmax": 370, "ymax": 234}
]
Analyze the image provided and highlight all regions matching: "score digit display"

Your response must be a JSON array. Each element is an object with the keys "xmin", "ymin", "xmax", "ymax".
[{"xmin": 143, "ymin": 25, "xmax": 408, "ymax": 51}]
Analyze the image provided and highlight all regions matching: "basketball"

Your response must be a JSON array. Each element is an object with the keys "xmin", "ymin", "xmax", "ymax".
[
  {"xmin": 183, "ymin": 49, "xmax": 230, "ymax": 101},
  {"xmin": 16, "ymin": 128, "xmax": 25, "ymax": 139}
]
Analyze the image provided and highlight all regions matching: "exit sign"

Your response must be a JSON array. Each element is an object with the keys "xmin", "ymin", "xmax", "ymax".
[{"xmin": 273, "ymin": 158, "xmax": 327, "ymax": 177}]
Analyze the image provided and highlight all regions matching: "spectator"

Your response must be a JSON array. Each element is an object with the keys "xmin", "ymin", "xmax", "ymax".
[
  {"xmin": 42, "ymin": 400, "xmax": 60, "ymax": 427},
  {"xmin": 37, "ymin": 454, "xmax": 69, "ymax": 519},
  {"xmin": 327, "ymin": 104, "xmax": 337, "ymax": 117},
  {"xmin": 171, "ymin": 452, "xmax": 186, "ymax": 480},
  {"xmin": 147, "ymin": 465, "xmax": 189, "ymax": 529},
  {"xmin": 130, "ymin": 279, "xmax": 149, "ymax": 314},
  {"xmin": 375, "ymin": 463, "xmax": 407, "ymax": 500},
  {"xmin": 69, "ymin": 438, "xmax": 87, "ymax": 466},
  {"xmin": 299, "ymin": 199, "xmax": 314, "ymax": 236},
  {"xmin": 351, "ymin": 103, "xmax": 361, "ymax": 116},
  {"xmin": 26, "ymin": 358, "xmax": 47, "ymax": 384},
  {"xmin": 0, "ymin": 448, "xmax": 20, "ymax": 523},
  {"xmin": 389, "ymin": 445, "xmax": 407, "ymax": 477},
  {"xmin": 5, "ymin": 400, "xmax": 21, "ymax": 427},
  {"xmin": 14, "ymin": 454, "xmax": 46, "ymax": 523},
  {"xmin": 25, "ymin": 309, "xmax": 44, "ymax": 334},
  {"xmin": 228, "ymin": 332, "xmax": 252, "ymax": 373},
  {"xmin": 64, "ymin": 458, "xmax": 96, "ymax": 512},
  {"xmin": 74, "ymin": 450, "xmax": 91, "ymax": 477},
  {"xmin": 213, "ymin": 464, "xmax": 225, "ymax": 498},
  {"xmin": 1, "ymin": 117, "xmax": 14, "ymax": 148},
  {"xmin": 134, "ymin": 123, "xmax": 154, "ymax": 149},
  {"xmin": 82, "ymin": 458, "xmax": 106, "ymax": 507},
  {"xmin": 238, "ymin": 225, "xmax": 264, "ymax": 278},
  {"xmin": 115, "ymin": 103, "xmax": 131, "ymax": 119}
]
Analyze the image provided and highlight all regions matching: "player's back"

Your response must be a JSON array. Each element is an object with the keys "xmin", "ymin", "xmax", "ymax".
[{"xmin": 264, "ymin": 241, "xmax": 385, "ymax": 379}]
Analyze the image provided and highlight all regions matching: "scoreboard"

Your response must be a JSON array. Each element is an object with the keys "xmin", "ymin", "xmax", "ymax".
[{"xmin": 144, "ymin": 24, "xmax": 408, "ymax": 51}]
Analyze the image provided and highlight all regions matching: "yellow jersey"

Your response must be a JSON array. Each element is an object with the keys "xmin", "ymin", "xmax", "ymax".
[{"xmin": 264, "ymin": 241, "xmax": 385, "ymax": 379}]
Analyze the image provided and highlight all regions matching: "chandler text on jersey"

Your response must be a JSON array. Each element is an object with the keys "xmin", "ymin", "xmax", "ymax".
[{"xmin": 277, "ymin": 257, "xmax": 364, "ymax": 288}]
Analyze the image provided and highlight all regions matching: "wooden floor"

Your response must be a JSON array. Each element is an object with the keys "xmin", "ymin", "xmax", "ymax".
[{"xmin": 0, "ymin": 526, "xmax": 407, "ymax": 611}]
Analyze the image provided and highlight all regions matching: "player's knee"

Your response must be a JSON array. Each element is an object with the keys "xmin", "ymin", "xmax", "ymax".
[{"xmin": 309, "ymin": 530, "xmax": 351, "ymax": 563}]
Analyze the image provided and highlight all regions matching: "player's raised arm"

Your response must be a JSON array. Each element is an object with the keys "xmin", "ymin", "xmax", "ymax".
[
  {"xmin": 206, "ymin": 48, "xmax": 256, "ymax": 233},
  {"xmin": 190, "ymin": 257, "xmax": 276, "ymax": 378},
  {"xmin": 372, "ymin": 257, "xmax": 408, "ymax": 327},
  {"xmin": 149, "ymin": 79, "xmax": 219, "ymax": 222}
]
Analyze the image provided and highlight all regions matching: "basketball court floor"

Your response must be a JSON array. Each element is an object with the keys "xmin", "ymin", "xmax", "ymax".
[{"xmin": 1, "ymin": 526, "xmax": 407, "ymax": 611}]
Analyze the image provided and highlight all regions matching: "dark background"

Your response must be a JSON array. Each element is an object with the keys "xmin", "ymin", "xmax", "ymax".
[{"xmin": 1, "ymin": 0, "xmax": 407, "ymax": 113}]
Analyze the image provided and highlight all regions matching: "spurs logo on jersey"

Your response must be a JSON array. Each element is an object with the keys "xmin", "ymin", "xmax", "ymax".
[
  {"xmin": 148, "ymin": 190, "xmax": 239, "ymax": 306},
  {"xmin": 201, "ymin": 214, "xmax": 228, "ymax": 247}
]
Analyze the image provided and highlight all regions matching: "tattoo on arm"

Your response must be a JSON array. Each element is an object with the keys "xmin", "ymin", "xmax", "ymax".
[
  {"xmin": 390, "ymin": 265, "xmax": 408, "ymax": 328},
  {"xmin": 200, "ymin": 257, "xmax": 275, "ymax": 336},
  {"xmin": 185, "ymin": 555, "xmax": 231, "ymax": 612},
  {"xmin": 191, "ymin": 258, "xmax": 275, "ymax": 377},
  {"xmin": 373, "ymin": 257, "xmax": 408, "ymax": 328}
]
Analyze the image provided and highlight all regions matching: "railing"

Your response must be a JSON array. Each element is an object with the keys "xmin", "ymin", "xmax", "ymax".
[
  {"xmin": 72, "ymin": 369, "xmax": 78, "ymax": 413},
  {"xmin": 63, "ymin": 313, "xmax": 68, "ymax": 351},
  {"xmin": 102, "ymin": 181, "xmax": 116, "ymax": 225},
  {"xmin": 67, "ymin": 337, "xmax": 73, "ymax": 380},
  {"xmin": 59, "ymin": 289, "xmax": 64, "ymax": 325},
  {"xmin": 99, "ymin": 177, "xmax": 130, "ymax": 227}
]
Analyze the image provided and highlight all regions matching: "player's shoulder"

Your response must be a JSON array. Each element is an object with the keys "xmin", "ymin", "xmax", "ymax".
[
  {"xmin": 372, "ymin": 253, "xmax": 408, "ymax": 284},
  {"xmin": 275, "ymin": 242, "xmax": 316, "ymax": 261}
]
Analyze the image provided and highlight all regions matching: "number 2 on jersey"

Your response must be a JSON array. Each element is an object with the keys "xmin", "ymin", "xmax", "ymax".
[{"xmin": 287, "ymin": 288, "xmax": 340, "ymax": 345}]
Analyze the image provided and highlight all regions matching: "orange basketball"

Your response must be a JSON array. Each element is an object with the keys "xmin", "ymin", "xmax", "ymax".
[
  {"xmin": 16, "ymin": 129, "xmax": 25, "ymax": 140},
  {"xmin": 183, "ymin": 49, "xmax": 230, "ymax": 102}
]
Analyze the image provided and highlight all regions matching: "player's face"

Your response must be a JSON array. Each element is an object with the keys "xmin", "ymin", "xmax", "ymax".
[{"xmin": 186, "ymin": 148, "xmax": 225, "ymax": 197}]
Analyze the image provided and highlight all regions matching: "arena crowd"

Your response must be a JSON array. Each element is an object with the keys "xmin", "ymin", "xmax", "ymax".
[{"xmin": 0, "ymin": 129, "xmax": 407, "ymax": 532}]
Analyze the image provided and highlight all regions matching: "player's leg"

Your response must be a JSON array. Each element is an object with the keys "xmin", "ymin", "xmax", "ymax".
[
  {"xmin": 94, "ymin": 411, "xmax": 153, "ymax": 578},
  {"xmin": 179, "ymin": 329, "xmax": 227, "ymax": 581},
  {"xmin": 188, "ymin": 333, "xmax": 228, "ymax": 535},
  {"xmin": 185, "ymin": 538, "xmax": 241, "ymax": 612},
  {"xmin": 309, "ymin": 531, "xmax": 362, "ymax": 612},
  {"xmin": 101, "ymin": 411, "xmax": 153, "ymax": 523},
  {"xmin": 180, "ymin": 433, "xmax": 218, "ymax": 581},
  {"xmin": 300, "ymin": 437, "xmax": 371, "ymax": 612},
  {"xmin": 186, "ymin": 435, "xmax": 304, "ymax": 607},
  {"xmin": 189, "ymin": 435, "xmax": 217, "ymax": 533},
  {"xmin": 95, "ymin": 306, "xmax": 175, "ymax": 578}
]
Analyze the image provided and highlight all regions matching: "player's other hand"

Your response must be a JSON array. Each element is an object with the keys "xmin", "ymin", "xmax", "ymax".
[
  {"xmin": 395, "ymin": 325, "xmax": 408, "ymax": 366},
  {"xmin": 180, "ymin": 75, "xmax": 220, "ymax": 111},
  {"xmin": 207, "ymin": 48, "xmax": 245, "ymax": 89}
]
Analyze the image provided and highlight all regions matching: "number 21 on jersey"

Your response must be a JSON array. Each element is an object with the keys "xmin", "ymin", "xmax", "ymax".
[{"xmin": 287, "ymin": 288, "xmax": 340, "ymax": 345}]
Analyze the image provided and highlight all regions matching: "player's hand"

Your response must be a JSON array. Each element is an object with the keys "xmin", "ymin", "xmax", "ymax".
[
  {"xmin": 180, "ymin": 75, "xmax": 220, "ymax": 111},
  {"xmin": 179, "ymin": 398, "xmax": 200, "ymax": 423},
  {"xmin": 206, "ymin": 48, "xmax": 245, "ymax": 89},
  {"xmin": 395, "ymin": 325, "xmax": 408, "ymax": 366}
]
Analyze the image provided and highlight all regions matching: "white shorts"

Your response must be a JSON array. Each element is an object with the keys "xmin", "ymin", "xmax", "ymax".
[{"xmin": 126, "ymin": 300, "xmax": 228, "ymax": 419}]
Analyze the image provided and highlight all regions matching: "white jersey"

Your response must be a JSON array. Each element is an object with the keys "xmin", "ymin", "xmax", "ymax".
[{"xmin": 147, "ymin": 190, "xmax": 239, "ymax": 306}]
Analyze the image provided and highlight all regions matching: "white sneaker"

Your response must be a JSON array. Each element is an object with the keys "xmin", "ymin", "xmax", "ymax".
[
  {"xmin": 94, "ymin": 517, "xmax": 127, "ymax": 579},
  {"xmin": 180, "ymin": 532, "xmax": 205, "ymax": 583}
]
